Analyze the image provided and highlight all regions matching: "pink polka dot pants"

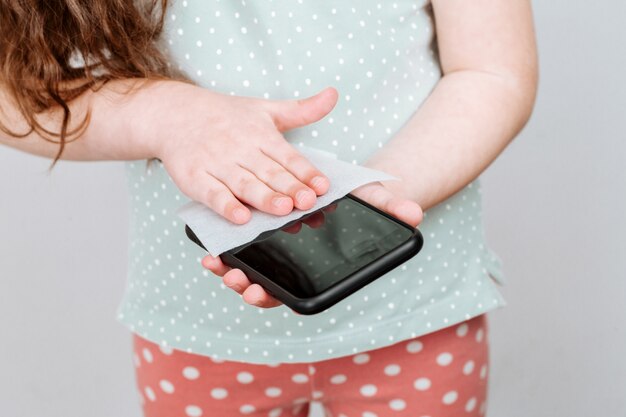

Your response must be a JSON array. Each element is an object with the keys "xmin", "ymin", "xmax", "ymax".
[{"xmin": 133, "ymin": 314, "xmax": 489, "ymax": 417}]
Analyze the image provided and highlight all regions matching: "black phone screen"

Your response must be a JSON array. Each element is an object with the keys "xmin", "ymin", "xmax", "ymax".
[{"xmin": 230, "ymin": 196, "xmax": 414, "ymax": 298}]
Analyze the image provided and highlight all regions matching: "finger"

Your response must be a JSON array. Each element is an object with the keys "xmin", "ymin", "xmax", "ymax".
[
  {"xmin": 242, "ymin": 283, "xmax": 284, "ymax": 308},
  {"xmin": 394, "ymin": 198, "xmax": 423, "ymax": 227},
  {"xmin": 201, "ymin": 255, "xmax": 230, "ymax": 277},
  {"xmin": 239, "ymin": 154, "xmax": 321, "ymax": 210},
  {"xmin": 179, "ymin": 170, "xmax": 252, "ymax": 225},
  {"xmin": 222, "ymin": 268, "xmax": 251, "ymax": 295},
  {"xmin": 350, "ymin": 183, "xmax": 390, "ymax": 211},
  {"xmin": 267, "ymin": 87, "xmax": 339, "ymax": 132},
  {"xmin": 213, "ymin": 165, "xmax": 295, "ymax": 216},
  {"xmin": 261, "ymin": 143, "xmax": 330, "ymax": 203},
  {"xmin": 351, "ymin": 183, "xmax": 423, "ymax": 227}
]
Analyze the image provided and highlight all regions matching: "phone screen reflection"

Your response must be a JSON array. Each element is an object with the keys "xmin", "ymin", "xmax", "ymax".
[{"xmin": 232, "ymin": 197, "xmax": 413, "ymax": 298}]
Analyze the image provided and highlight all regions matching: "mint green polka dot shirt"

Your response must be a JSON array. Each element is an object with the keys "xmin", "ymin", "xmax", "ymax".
[{"xmin": 116, "ymin": 0, "xmax": 506, "ymax": 364}]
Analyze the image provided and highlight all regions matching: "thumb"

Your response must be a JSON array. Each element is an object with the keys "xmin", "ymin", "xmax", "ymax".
[{"xmin": 268, "ymin": 87, "xmax": 339, "ymax": 132}]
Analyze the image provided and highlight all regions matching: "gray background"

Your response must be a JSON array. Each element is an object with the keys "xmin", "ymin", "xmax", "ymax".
[{"xmin": 1, "ymin": 1, "xmax": 625, "ymax": 416}]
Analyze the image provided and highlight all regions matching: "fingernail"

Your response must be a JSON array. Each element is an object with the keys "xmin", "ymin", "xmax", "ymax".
[
  {"xmin": 272, "ymin": 196, "xmax": 289, "ymax": 208},
  {"xmin": 311, "ymin": 176, "xmax": 326, "ymax": 188},
  {"xmin": 296, "ymin": 189, "xmax": 312, "ymax": 204}
]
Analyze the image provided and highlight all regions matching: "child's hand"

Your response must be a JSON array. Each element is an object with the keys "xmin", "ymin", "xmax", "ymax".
[
  {"xmin": 201, "ymin": 183, "xmax": 423, "ymax": 309},
  {"xmin": 133, "ymin": 81, "xmax": 338, "ymax": 224}
]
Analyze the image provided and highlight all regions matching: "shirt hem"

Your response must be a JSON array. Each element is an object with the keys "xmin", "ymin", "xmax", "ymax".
[{"xmin": 116, "ymin": 278, "xmax": 506, "ymax": 364}]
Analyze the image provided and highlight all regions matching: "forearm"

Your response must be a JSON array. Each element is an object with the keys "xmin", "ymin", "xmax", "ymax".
[
  {"xmin": 0, "ymin": 78, "xmax": 167, "ymax": 161},
  {"xmin": 364, "ymin": 69, "xmax": 536, "ymax": 211}
]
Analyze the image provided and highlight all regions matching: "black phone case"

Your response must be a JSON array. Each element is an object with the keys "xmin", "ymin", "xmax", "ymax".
[{"xmin": 185, "ymin": 193, "xmax": 423, "ymax": 315}]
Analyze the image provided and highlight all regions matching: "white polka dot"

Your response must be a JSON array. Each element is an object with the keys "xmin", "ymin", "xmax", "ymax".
[
  {"xmin": 456, "ymin": 323, "xmax": 469, "ymax": 337},
  {"xmin": 362, "ymin": 412, "xmax": 378, "ymax": 417},
  {"xmin": 265, "ymin": 387, "xmax": 282, "ymax": 397},
  {"xmin": 269, "ymin": 408, "xmax": 282, "ymax": 417},
  {"xmin": 183, "ymin": 366, "xmax": 200, "ymax": 380},
  {"xmin": 211, "ymin": 388, "xmax": 228, "ymax": 399},
  {"xmin": 159, "ymin": 345, "xmax": 174, "ymax": 355},
  {"xmin": 463, "ymin": 360, "xmax": 475, "ymax": 375},
  {"xmin": 384, "ymin": 364, "xmax": 401, "ymax": 376},
  {"xmin": 465, "ymin": 397, "xmax": 477, "ymax": 412},
  {"xmin": 142, "ymin": 348, "xmax": 154, "ymax": 363},
  {"xmin": 442, "ymin": 391, "xmax": 458, "ymax": 405},
  {"xmin": 292, "ymin": 373, "xmax": 309, "ymax": 384},
  {"xmin": 144, "ymin": 386, "xmax": 156, "ymax": 402},
  {"xmin": 406, "ymin": 340, "xmax": 423, "ymax": 353},
  {"xmin": 436, "ymin": 352, "xmax": 454, "ymax": 366},
  {"xmin": 185, "ymin": 405, "xmax": 203, "ymax": 417},
  {"xmin": 476, "ymin": 328, "xmax": 485, "ymax": 342},
  {"xmin": 330, "ymin": 374, "xmax": 347, "ymax": 384},
  {"xmin": 237, "ymin": 371, "xmax": 254, "ymax": 384},
  {"xmin": 413, "ymin": 377, "xmax": 431, "ymax": 391},
  {"xmin": 388, "ymin": 399, "xmax": 406, "ymax": 411},
  {"xmin": 360, "ymin": 384, "xmax": 377, "ymax": 397},
  {"xmin": 353, "ymin": 353, "xmax": 370, "ymax": 364},
  {"xmin": 480, "ymin": 364, "xmax": 488, "ymax": 379},
  {"xmin": 159, "ymin": 380, "xmax": 175, "ymax": 394},
  {"xmin": 240, "ymin": 404, "xmax": 256, "ymax": 414}
]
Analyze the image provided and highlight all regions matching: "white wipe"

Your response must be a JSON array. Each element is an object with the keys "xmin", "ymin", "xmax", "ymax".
[{"xmin": 176, "ymin": 146, "xmax": 398, "ymax": 256}]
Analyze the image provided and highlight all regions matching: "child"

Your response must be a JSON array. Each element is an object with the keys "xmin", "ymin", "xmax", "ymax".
[{"xmin": 0, "ymin": 0, "xmax": 537, "ymax": 416}]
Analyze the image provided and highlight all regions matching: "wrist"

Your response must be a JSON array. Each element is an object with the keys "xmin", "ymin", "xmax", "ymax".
[
  {"xmin": 88, "ymin": 78, "xmax": 191, "ymax": 161},
  {"xmin": 125, "ymin": 79, "xmax": 188, "ymax": 160}
]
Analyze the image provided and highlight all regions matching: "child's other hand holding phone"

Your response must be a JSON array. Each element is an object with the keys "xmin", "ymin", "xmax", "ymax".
[{"xmin": 201, "ymin": 180, "xmax": 423, "ymax": 310}]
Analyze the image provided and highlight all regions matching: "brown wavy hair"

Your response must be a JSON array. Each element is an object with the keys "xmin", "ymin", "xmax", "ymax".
[{"xmin": 0, "ymin": 0, "xmax": 181, "ymax": 165}]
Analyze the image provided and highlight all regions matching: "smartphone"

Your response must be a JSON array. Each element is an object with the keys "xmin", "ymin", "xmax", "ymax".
[{"xmin": 185, "ymin": 194, "xmax": 423, "ymax": 315}]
